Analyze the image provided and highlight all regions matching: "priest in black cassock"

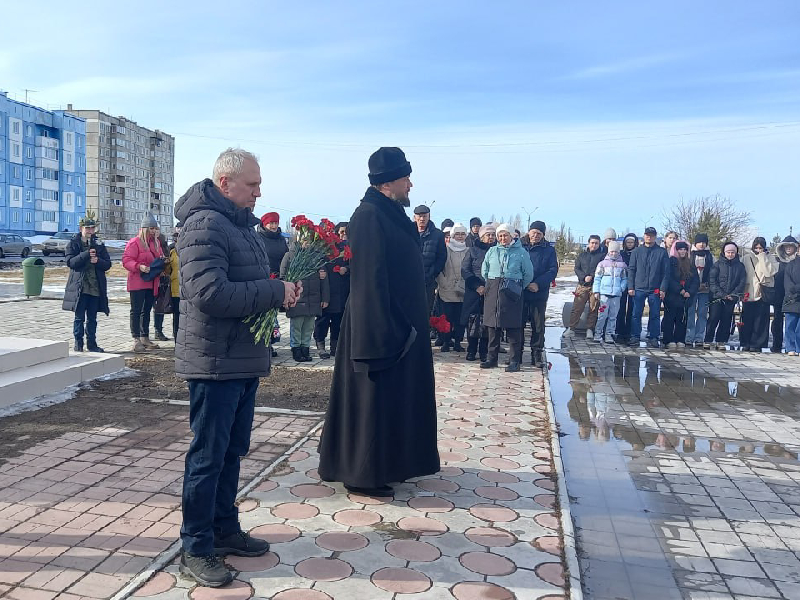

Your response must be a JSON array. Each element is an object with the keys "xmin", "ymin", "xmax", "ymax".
[{"xmin": 317, "ymin": 147, "xmax": 440, "ymax": 497}]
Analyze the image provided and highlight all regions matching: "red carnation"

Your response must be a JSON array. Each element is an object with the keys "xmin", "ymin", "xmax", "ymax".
[
  {"xmin": 333, "ymin": 265, "xmax": 341, "ymax": 273},
  {"xmin": 744, "ymin": 292, "xmax": 750, "ymax": 301},
  {"xmin": 551, "ymin": 280, "xmax": 556, "ymax": 288},
  {"xmin": 654, "ymin": 288, "xmax": 660, "ymax": 295},
  {"xmin": 343, "ymin": 246, "xmax": 353, "ymax": 261},
  {"xmin": 270, "ymin": 272, "xmax": 278, "ymax": 279}
]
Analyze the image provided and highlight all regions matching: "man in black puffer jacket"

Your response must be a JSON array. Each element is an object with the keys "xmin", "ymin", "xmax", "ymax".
[
  {"xmin": 174, "ymin": 148, "xmax": 300, "ymax": 588},
  {"xmin": 413, "ymin": 204, "xmax": 447, "ymax": 313},
  {"xmin": 524, "ymin": 221, "xmax": 558, "ymax": 366}
]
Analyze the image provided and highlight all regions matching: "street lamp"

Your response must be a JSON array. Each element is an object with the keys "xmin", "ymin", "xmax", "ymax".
[{"xmin": 522, "ymin": 206, "xmax": 538, "ymax": 228}]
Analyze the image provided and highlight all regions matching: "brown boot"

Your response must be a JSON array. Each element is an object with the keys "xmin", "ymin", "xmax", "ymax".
[
  {"xmin": 133, "ymin": 339, "xmax": 147, "ymax": 353},
  {"xmin": 140, "ymin": 336, "xmax": 160, "ymax": 349}
]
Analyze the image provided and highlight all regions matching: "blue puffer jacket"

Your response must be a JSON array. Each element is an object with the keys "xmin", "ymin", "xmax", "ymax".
[
  {"xmin": 481, "ymin": 238, "xmax": 534, "ymax": 286},
  {"xmin": 592, "ymin": 256, "xmax": 628, "ymax": 296},
  {"xmin": 525, "ymin": 240, "xmax": 558, "ymax": 303},
  {"xmin": 627, "ymin": 244, "xmax": 669, "ymax": 292}
]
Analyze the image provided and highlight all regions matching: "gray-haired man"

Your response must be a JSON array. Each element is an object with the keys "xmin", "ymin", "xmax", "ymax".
[{"xmin": 175, "ymin": 148, "xmax": 300, "ymax": 587}]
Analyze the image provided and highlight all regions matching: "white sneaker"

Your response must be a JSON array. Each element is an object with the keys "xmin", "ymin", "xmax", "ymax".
[
  {"xmin": 677, "ymin": 342, "xmax": 685, "ymax": 349},
  {"xmin": 594, "ymin": 337, "xmax": 603, "ymax": 343},
  {"xmin": 563, "ymin": 329, "xmax": 574, "ymax": 338},
  {"xmin": 667, "ymin": 342, "xmax": 677, "ymax": 350},
  {"xmin": 586, "ymin": 329, "xmax": 594, "ymax": 340}
]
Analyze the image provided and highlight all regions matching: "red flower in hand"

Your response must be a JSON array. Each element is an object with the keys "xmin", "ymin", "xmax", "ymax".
[
  {"xmin": 551, "ymin": 280, "xmax": 556, "ymax": 288},
  {"xmin": 343, "ymin": 246, "xmax": 353, "ymax": 261},
  {"xmin": 654, "ymin": 288, "xmax": 660, "ymax": 295},
  {"xmin": 744, "ymin": 292, "xmax": 750, "ymax": 301},
  {"xmin": 269, "ymin": 273, "xmax": 278, "ymax": 279},
  {"xmin": 333, "ymin": 265, "xmax": 341, "ymax": 273}
]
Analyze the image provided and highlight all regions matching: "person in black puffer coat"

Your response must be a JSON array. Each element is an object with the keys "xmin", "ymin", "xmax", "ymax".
[
  {"xmin": 704, "ymin": 241, "xmax": 746, "ymax": 349},
  {"xmin": 461, "ymin": 224, "xmax": 496, "ymax": 361},
  {"xmin": 175, "ymin": 149, "xmax": 298, "ymax": 586},
  {"xmin": 258, "ymin": 212, "xmax": 289, "ymax": 277},
  {"xmin": 779, "ymin": 236, "xmax": 800, "ymax": 354},
  {"xmin": 413, "ymin": 205, "xmax": 447, "ymax": 312},
  {"xmin": 62, "ymin": 217, "xmax": 112, "ymax": 352},
  {"xmin": 615, "ymin": 232, "xmax": 639, "ymax": 342},
  {"xmin": 313, "ymin": 223, "xmax": 350, "ymax": 359},
  {"xmin": 524, "ymin": 220, "xmax": 558, "ymax": 366}
]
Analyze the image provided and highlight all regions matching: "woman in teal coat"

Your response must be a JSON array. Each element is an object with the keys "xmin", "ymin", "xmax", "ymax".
[{"xmin": 481, "ymin": 223, "xmax": 534, "ymax": 371}]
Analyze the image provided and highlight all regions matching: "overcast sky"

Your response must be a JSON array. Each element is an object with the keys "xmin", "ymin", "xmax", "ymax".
[{"xmin": 2, "ymin": 1, "xmax": 798, "ymax": 240}]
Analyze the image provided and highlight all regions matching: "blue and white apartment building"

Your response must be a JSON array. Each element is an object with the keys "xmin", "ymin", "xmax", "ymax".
[{"xmin": 0, "ymin": 92, "xmax": 86, "ymax": 236}]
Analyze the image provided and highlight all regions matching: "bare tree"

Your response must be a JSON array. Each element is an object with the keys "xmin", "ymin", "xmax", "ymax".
[{"xmin": 662, "ymin": 194, "xmax": 752, "ymax": 253}]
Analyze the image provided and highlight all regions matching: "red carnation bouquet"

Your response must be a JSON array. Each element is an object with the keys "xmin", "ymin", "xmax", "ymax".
[
  {"xmin": 430, "ymin": 314, "xmax": 451, "ymax": 333},
  {"xmin": 245, "ymin": 216, "xmax": 343, "ymax": 345}
]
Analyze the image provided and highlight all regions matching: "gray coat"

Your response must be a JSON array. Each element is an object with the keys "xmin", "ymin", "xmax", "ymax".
[
  {"xmin": 174, "ymin": 179, "xmax": 287, "ymax": 380},
  {"xmin": 279, "ymin": 247, "xmax": 330, "ymax": 317}
]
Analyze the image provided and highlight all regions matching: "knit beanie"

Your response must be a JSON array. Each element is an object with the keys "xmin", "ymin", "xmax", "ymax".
[
  {"xmin": 529, "ymin": 220, "xmax": 546, "ymax": 234},
  {"xmin": 478, "ymin": 224, "xmax": 496, "ymax": 238},
  {"xmin": 441, "ymin": 218, "xmax": 454, "ymax": 230},
  {"xmin": 470, "ymin": 217, "xmax": 482, "ymax": 228},
  {"xmin": 141, "ymin": 212, "xmax": 158, "ymax": 229},
  {"xmin": 261, "ymin": 212, "xmax": 279, "ymax": 227},
  {"xmin": 694, "ymin": 233, "xmax": 709, "ymax": 245},
  {"xmin": 604, "ymin": 228, "xmax": 617, "ymax": 241},
  {"xmin": 607, "ymin": 241, "xmax": 621, "ymax": 253},
  {"xmin": 443, "ymin": 227, "xmax": 452, "ymax": 235},
  {"xmin": 451, "ymin": 223, "xmax": 467, "ymax": 235},
  {"xmin": 496, "ymin": 223, "xmax": 513, "ymax": 236}
]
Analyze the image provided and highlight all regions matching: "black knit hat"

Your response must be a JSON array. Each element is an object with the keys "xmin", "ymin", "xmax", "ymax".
[
  {"xmin": 529, "ymin": 220, "xmax": 546, "ymax": 234},
  {"xmin": 368, "ymin": 147, "xmax": 412, "ymax": 185},
  {"xmin": 469, "ymin": 217, "xmax": 482, "ymax": 228},
  {"xmin": 694, "ymin": 233, "xmax": 709, "ymax": 245},
  {"xmin": 441, "ymin": 218, "xmax": 454, "ymax": 230}
]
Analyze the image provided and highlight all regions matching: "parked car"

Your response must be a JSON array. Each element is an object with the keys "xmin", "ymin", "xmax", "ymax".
[
  {"xmin": 42, "ymin": 231, "xmax": 74, "ymax": 256},
  {"xmin": 0, "ymin": 234, "xmax": 32, "ymax": 258}
]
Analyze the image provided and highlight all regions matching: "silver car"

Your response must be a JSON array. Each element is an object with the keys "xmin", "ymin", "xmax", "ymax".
[
  {"xmin": 0, "ymin": 234, "xmax": 32, "ymax": 258},
  {"xmin": 42, "ymin": 231, "xmax": 74, "ymax": 256}
]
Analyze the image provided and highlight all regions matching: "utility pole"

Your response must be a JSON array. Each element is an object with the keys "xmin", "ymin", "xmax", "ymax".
[{"xmin": 23, "ymin": 89, "xmax": 38, "ymax": 104}]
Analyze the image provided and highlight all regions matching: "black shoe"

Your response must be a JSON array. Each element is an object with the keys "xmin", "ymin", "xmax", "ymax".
[
  {"xmin": 215, "ymin": 530, "xmax": 271, "ymax": 557},
  {"xmin": 271, "ymin": 347, "xmax": 278, "ymax": 357},
  {"xmin": 505, "ymin": 361, "xmax": 520, "ymax": 372},
  {"xmin": 86, "ymin": 344, "xmax": 104, "ymax": 353},
  {"xmin": 479, "ymin": 354, "xmax": 488, "ymax": 362},
  {"xmin": 301, "ymin": 346, "xmax": 313, "ymax": 362},
  {"xmin": 532, "ymin": 350, "xmax": 543, "ymax": 367},
  {"xmin": 453, "ymin": 342, "xmax": 465, "ymax": 352},
  {"xmin": 73, "ymin": 338, "xmax": 84, "ymax": 352},
  {"xmin": 316, "ymin": 341, "xmax": 331, "ymax": 360},
  {"xmin": 291, "ymin": 347, "xmax": 303, "ymax": 362},
  {"xmin": 179, "ymin": 551, "xmax": 233, "ymax": 587},
  {"xmin": 154, "ymin": 331, "xmax": 169, "ymax": 341},
  {"xmin": 498, "ymin": 347, "xmax": 507, "ymax": 354},
  {"xmin": 771, "ymin": 347, "xmax": 782, "ymax": 353},
  {"xmin": 330, "ymin": 339, "xmax": 338, "ymax": 357},
  {"xmin": 466, "ymin": 352, "xmax": 477, "ymax": 361},
  {"xmin": 647, "ymin": 339, "xmax": 660, "ymax": 348},
  {"xmin": 480, "ymin": 359, "xmax": 498, "ymax": 369},
  {"xmin": 344, "ymin": 484, "xmax": 394, "ymax": 497},
  {"xmin": 440, "ymin": 343, "xmax": 451, "ymax": 353},
  {"xmin": 434, "ymin": 336, "xmax": 444, "ymax": 347},
  {"xmin": 741, "ymin": 346, "xmax": 750, "ymax": 352}
]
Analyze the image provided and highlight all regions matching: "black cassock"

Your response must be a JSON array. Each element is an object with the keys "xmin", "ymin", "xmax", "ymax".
[{"xmin": 318, "ymin": 187, "xmax": 440, "ymax": 488}]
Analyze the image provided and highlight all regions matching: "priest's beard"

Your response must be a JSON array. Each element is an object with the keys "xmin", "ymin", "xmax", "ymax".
[{"xmin": 389, "ymin": 192, "xmax": 410, "ymax": 207}]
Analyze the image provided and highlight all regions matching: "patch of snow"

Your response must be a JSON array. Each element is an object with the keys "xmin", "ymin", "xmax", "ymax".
[{"xmin": 0, "ymin": 384, "xmax": 80, "ymax": 418}]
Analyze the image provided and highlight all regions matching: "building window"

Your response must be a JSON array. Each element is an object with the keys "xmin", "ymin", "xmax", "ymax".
[
  {"xmin": 13, "ymin": 143, "xmax": 20, "ymax": 158},
  {"xmin": 26, "ymin": 147, "xmax": 33, "ymax": 158},
  {"xmin": 77, "ymin": 195, "xmax": 83, "ymax": 207},
  {"xmin": 65, "ymin": 153, "xmax": 72, "ymax": 166},
  {"xmin": 12, "ymin": 211, "xmax": 19, "ymax": 223},
  {"xmin": 13, "ymin": 166, "xmax": 20, "ymax": 178},
  {"xmin": 25, "ymin": 168, "xmax": 32, "ymax": 181},
  {"xmin": 66, "ymin": 174, "xmax": 73, "ymax": 185},
  {"xmin": 66, "ymin": 132, "xmax": 73, "ymax": 145},
  {"xmin": 26, "ymin": 125, "xmax": 32, "ymax": 137},
  {"xmin": 77, "ymin": 176, "xmax": 82, "ymax": 188},
  {"xmin": 25, "ymin": 190, "xmax": 31, "ymax": 202},
  {"xmin": 66, "ymin": 214, "xmax": 72, "ymax": 225},
  {"xmin": 12, "ymin": 122, "xmax": 20, "ymax": 134},
  {"xmin": 25, "ymin": 212, "xmax": 32, "ymax": 223}
]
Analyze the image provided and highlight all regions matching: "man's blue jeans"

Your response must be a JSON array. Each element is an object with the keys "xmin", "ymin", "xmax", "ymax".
[
  {"xmin": 181, "ymin": 377, "xmax": 258, "ymax": 555},
  {"xmin": 73, "ymin": 293, "xmax": 99, "ymax": 344},
  {"xmin": 631, "ymin": 290, "xmax": 662, "ymax": 341}
]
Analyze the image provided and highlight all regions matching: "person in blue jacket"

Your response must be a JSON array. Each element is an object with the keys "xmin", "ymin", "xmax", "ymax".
[
  {"xmin": 523, "ymin": 221, "xmax": 558, "ymax": 366},
  {"xmin": 592, "ymin": 241, "xmax": 628, "ymax": 343},
  {"xmin": 627, "ymin": 226, "xmax": 670, "ymax": 348}
]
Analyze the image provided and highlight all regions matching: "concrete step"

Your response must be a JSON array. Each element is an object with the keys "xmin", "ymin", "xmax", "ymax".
[
  {"xmin": 0, "ymin": 351, "xmax": 125, "ymax": 410},
  {"xmin": 0, "ymin": 338, "xmax": 69, "ymax": 374}
]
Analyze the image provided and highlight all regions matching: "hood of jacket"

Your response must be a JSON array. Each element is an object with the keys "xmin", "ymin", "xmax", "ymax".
[
  {"xmin": 259, "ymin": 225, "xmax": 285, "ymax": 240},
  {"xmin": 175, "ymin": 179, "xmax": 260, "ymax": 229},
  {"xmin": 474, "ymin": 239, "xmax": 495, "ymax": 251},
  {"xmin": 777, "ymin": 236, "xmax": 799, "ymax": 262},
  {"xmin": 622, "ymin": 233, "xmax": 639, "ymax": 249}
]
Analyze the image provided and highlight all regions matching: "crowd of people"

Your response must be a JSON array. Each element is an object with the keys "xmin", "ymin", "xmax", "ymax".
[{"xmin": 562, "ymin": 226, "xmax": 800, "ymax": 353}]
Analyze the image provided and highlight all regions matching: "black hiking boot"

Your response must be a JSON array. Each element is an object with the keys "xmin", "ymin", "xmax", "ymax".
[
  {"xmin": 214, "ymin": 530, "xmax": 270, "ymax": 557},
  {"xmin": 179, "ymin": 551, "xmax": 232, "ymax": 587}
]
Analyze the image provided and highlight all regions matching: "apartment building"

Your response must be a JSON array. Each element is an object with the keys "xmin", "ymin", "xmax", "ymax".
[
  {"xmin": 0, "ymin": 92, "xmax": 86, "ymax": 235},
  {"xmin": 69, "ymin": 108, "xmax": 175, "ymax": 239}
]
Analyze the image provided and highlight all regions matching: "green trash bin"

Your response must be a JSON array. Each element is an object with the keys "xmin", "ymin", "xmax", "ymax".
[{"xmin": 22, "ymin": 257, "xmax": 46, "ymax": 297}]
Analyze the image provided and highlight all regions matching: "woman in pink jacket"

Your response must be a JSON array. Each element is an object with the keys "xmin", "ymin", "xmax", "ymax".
[{"xmin": 123, "ymin": 213, "xmax": 164, "ymax": 352}]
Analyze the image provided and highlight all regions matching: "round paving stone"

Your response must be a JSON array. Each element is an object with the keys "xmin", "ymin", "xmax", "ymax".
[
  {"xmin": 273, "ymin": 590, "xmax": 332, "ymax": 600},
  {"xmin": 439, "ymin": 439, "xmax": 471, "ymax": 450},
  {"xmin": 488, "ymin": 424, "xmax": 516, "ymax": 434},
  {"xmin": 535, "ymin": 478, "xmax": 556, "ymax": 491},
  {"xmin": 305, "ymin": 468, "xmax": 320, "ymax": 480},
  {"xmin": 417, "ymin": 479, "xmax": 459, "ymax": 493},
  {"xmin": 534, "ymin": 494, "xmax": 556, "ymax": 509},
  {"xmin": 237, "ymin": 498, "xmax": 259, "ymax": 512},
  {"xmin": 255, "ymin": 480, "xmax": 278, "ymax": 492},
  {"xmin": 480, "ymin": 457, "xmax": 520, "ymax": 470},
  {"xmin": 347, "ymin": 493, "xmax": 393, "ymax": 505},
  {"xmin": 477, "ymin": 471, "xmax": 520, "ymax": 484},
  {"xmin": 451, "ymin": 581, "xmax": 514, "ymax": 600},
  {"xmin": 332, "ymin": 509, "xmax": 381, "ymax": 526},
  {"xmin": 536, "ymin": 562, "xmax": 566, "ymax": 586},
  {"xmin": 534, "ymin": 536, "xmax": 562, "ymax": 556},
  {"xmin": 249, "ymin": 523, "xmax": 301, "ymax": 544},
  {"xmin": 294, "ymin": 557, "xmax": 353, "ymax": 582},
  {"xmin": 491, "ymin": 415, "xmax": 522, "ymax": 423},
  {"xmin": 290, "ymin": 484, "xmax": 334, "ymax": 499},
  {"xmin": 464, "ymin": 527, "xmax": 516, "ymax": 547},
  {"xmin": 475, "ymin": 486, "xmax": 519, "ymax": 501},
  {"xmin": 133, "ymin": 572, "xmax": 175, "ymax": 597},
  {"xmin": 315, "ymin": 532, "xmax": 369, "ymax": 551},
  {"xmin": 190, "ymin": 579, "xmax": 252, "ymax": 599},
  {"xmin": 534, "ymin": 449, "xmax": 552, "ymax": 460},
  {"xmin": 534, "ymin": 464, "xmax": 553, "ymax": 475},
  {"xmin": 288, "ymin": 451, "xmax": 310, "ymax": 462},
  {"xmin": 371, "ymin": 567, "xmax": 431, "ymax": 594},
  {"xmin": 439, "ymin": 466, "xmax": 464, "ymax": 476},
  {"xmin": 459, "ymin": 551, "xmax": 516, "ymax": 576},
  {"xmin": 441, "ymin": 427, "xmax": 470, "ymax": 438},
  {"xmin": 272, "ymin": 503, "xmax": 319, "ymax": 520},
  {"xmin": 483, "ymin": 445, "xmax": 521, "ymax": 456},
  {"xmin": 534, "ymin": 513, "xmax": 560, "ymax": 530},
  {"xmin": 225, "ymin": 552, "xmax": 279, "ymax": 572},
  {"xmin": 386, "ymin": 539, "xmax": 441, "ymax": 562},
  {"xmin": 439, "ymin": 451, "xmax": 468, "ymax": 463},
  {"xmin": 469, "ymin": 504, "xmax": 519, "ymax": 523},
  {"xmin": 485, "ymin": 435, "xmax": 522, "ymax": 445},
  {"xmin": 397, "ymin": 516, "xmax": 448, "ymax": 535},
  {"xmin": 407, "ymin": 496, "xmax": 454, "ymax": 513}
]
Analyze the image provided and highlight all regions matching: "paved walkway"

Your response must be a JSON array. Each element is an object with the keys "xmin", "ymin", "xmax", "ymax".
[{"xmin": 549, "ymin": 329, "xmax": 800, "ymax": 600}]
